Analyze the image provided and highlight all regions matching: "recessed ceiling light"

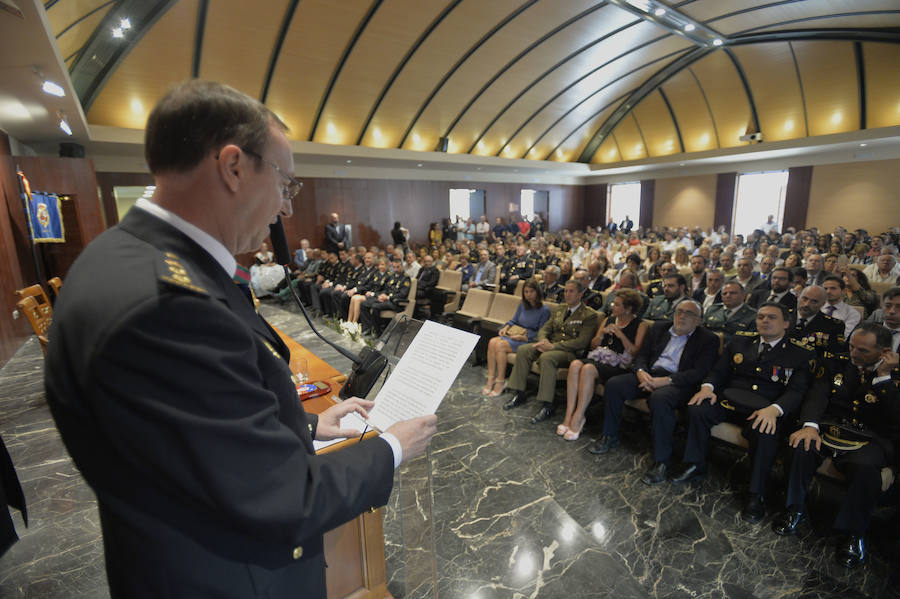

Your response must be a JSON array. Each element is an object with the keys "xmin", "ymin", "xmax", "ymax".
[
  {"xmin": 120, "ymin": 18, "xmax": 131, "ymax": 30},
  {"xmin": 859, "ymin": 143, "xmax": 867, "ymax": 147},
  {"xmin": 684, "ymin": 23, "xmax": 695, "ymax": 32},
  {"xmin": 58, "ymin": 116, "xmax": 72, "ymax": 136},
  {"xmin": 41, "ymin": 80, "xmax": 65, "ymax": 97},
  {"xmin": 346, "ymin": 159, "xmax": 352, "ymax": 164},
  {"xmin": 653, "ymin": 7, "xmax": 665, "ymax": 16},
  {"xmin": 417, "ymin": 163, "xmax": 423, "ymax": 167},
  {"xmin": 713, "ymin": 39, "xmax": 723, "ymax": 46},
  {"xmin": 112, "ymin": 27, "xmax": 124, "ymax": 38}
]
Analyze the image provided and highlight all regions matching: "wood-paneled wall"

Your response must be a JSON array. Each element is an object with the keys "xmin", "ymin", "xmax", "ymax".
[
  {"xmin": 653, "ymin": 175, "xmax": 717, "ymax": 229},
  {"xmin": 0, "ymin": 139, "xmax": 104, "ymax": 366}
]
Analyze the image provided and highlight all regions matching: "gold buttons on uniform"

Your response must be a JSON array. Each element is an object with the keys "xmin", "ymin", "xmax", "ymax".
[
  {"xmin": 755, "ymin": 367, "xmax": 761, "ymax": 373},
  {"xmin": 852, "ymin": 400, "xmax": 860, "ymax": 405},
  {"xmin": 292, "ymin": 546, "xmax": 304, "ymax": 559},
  {"xmin": 751, "ymin": 384, "xmax": 758, "ymax": 391},
  {"xmin": 851, "ymin": 419, "xmax": 858, "ymax": 425}
]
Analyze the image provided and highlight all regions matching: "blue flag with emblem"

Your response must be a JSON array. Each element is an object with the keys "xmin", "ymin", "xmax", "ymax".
[
  {"xmin": 18, "ymin": 169, "xmax": 65, "ymax": 243},
  {"xmin": 26, "ymin": 191, "xmax": 65, "ymax": 243}
]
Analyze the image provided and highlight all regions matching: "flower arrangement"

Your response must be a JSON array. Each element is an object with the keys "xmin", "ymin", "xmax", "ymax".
[{"xmin": 586, "ymin": 346, "xmax": 632, "ymax": 368}]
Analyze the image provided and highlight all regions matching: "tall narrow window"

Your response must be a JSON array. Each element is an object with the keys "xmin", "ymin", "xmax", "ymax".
[
  {"xmin": 607, "ymin": 182, "xmax": 641, "ymax": 228},
  {"xmin": 520, "ymin": 189, "xmax": 535, "ymax": 220},
  {"xmin": 449, "ymin": 188, "xmax": 473, "ymax": 222},
  {"xmin": 732, "ymin": 171, "xmax": 788, "ymax": 237}
]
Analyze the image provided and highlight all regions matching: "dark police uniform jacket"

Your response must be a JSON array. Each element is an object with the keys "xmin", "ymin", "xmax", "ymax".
[
  {"xmin": 44, "ymin": 208, "xmax": 394, "ymax": 598},
  {"xmin": 705, "ymin": 332, "xmax": 816, "ymax": 415},
  {"xmin": 802, "ymin": 354, "xmax": 900, "ymax": 464},
  {"xmin": 790, "ymin": 312, "xmax": 846, "ymax": 357}
]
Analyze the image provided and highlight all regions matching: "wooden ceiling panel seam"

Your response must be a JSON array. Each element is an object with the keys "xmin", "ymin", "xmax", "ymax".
[
  {"xmin": 491, "ymin": 28, "xmax": 677, "ymax": 157},
  {"xmin": 56, "ymin": 5, "xmax": 114, "ymax": 67},
  {"xmin": 788, "ymin": 41, "xmax": 809, "ymax": 137},
  {"xmin": 792, "ymin": 41, "xmax": 860, "ymax": 137},
  {"xmin": 442, "ymin": 2, "xmax": 607, "ymax": 143},
  {"xmin": 355, "ymin": 0, "xmax": 463, "ymax": 146},
  {"xmin": 521, "ymin": 47, "xmax": 686, "ymax": 159},
  {"xmin": 629, "ymin": 92, "xmax": 679, "ymax": 157},
  {"xmin": 474, "ymin": 18, "xmax": 645, "ymax": 155},
  {"xmin": 260, "ymin": 0, "xmax": 300, "ymax": 103},
  {"xmin": 308, "ymin": 0, "xmax": 382, "ymax": 142},
  {"xmin": 687, "ymin": 66, "xmax": 720, "ymax": 147},
  {"xmin": 658, "ymin": 88, "xmax": 685, "ymax": 152},
  {"xmin": 630, "ymin": 112, "xmax": 648, "ymax": 158},
  {"xmin": 704, "ymin": 0, "xmax": 806, "ymax": 26},
  {"xmin": 54, "ymin": 0, "xmax": 115, "ymax": 40},
  {"xmin": 191, "ymin": 0, "xmax": 209, "ymax": 79},
  {"xmin": 397, "ymin": 0, "xmax": 541, "ymax": 149},
  {"xmin": 862, "ymin": 42, "xmax": 900, "ymax": 129}
]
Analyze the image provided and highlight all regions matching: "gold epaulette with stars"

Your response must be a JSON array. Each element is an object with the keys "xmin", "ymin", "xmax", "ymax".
[
  {"xmin": 790, "ymin": 338, "xmax": 814, "ymax": 350},
  {"xmin": 823, "ymin": 351, "xmax": 849, "ymax": 360},
  {"xmin": 157, "ymin": 251, "xmax": 208, "ymax": 295},
  {"xmin": 736, "ymin": 330, "xmax": 759, "ymax": 337}
]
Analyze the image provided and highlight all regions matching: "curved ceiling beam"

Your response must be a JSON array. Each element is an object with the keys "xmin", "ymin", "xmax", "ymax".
[
  {"xmin": 577, "ymin": 46, "xmax": 711, "ymax": 162},
  {"xmin": 854, "ymin": 42, "xmax": 866, "ymax": 130},
  {"xmin": 442, "ymin": 2, "xmax": 607, "ymax": 145},
  {"xmin": 723, "ymin": 48, "xmax": 760, "ymax": 134},
  {"xmin": 70, "ymin": 0, "xmax": 178, "ymax": 113},
  {"xmin": 191, "ymin": 0, "xmax": 209, "ymax": 79},
  {"xmin": 259, "ymin": 0, "xmax": 300, "ymax": 104},
  {"xmin": 397, "ymin": 0, "xmax": 540, "ymax": 149},
  {"xmin": 308, "ymin": 0, "xmax": 383, "ymax": 141},
  {"xmin": 545, "ymin": 90, "xmax": 633, "ymax": 160},
  {"xmin": 470, "ymin": 19, "xmax": 646, "ymax": 155},
  {"xmin": 787, "ymin": 42, "xmax": 809, "ymax": 137},
  {"xmin": 355, "ymin": 0, "xmax": 463, "ymax": 146},
  {"xmin": 491, "ymin": 29, "xmax": 671, "ymax": 157},
  {"xmin": 522, "ymin": 48, "xmax": 686, "ymax": 160},
  {"xmin": 576, "ymin": 26, "xmax": 900, "ymax": 163},
  {"xmin": 705, "ymin": 0, "xmax": 807, "ymax": 25},
  {"xmin": 657, "ymin": 88, "xmax": 685, "ymax": 153},
  {"xmin": 56, "ymin": 0, "xmax": 116, "ymax": 40},
  {"xmin": 686, "ymin": 66, "xmax": 720, "ymax": 146}
]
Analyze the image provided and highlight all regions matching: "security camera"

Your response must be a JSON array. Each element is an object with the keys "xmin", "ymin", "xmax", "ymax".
[{"xmin": 739, "ymin": 132, "xmax": 763, "ymax": 143}]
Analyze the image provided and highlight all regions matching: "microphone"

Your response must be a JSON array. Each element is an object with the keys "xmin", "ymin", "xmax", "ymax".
[{"xmin": 269, "ymin": 218, "xmax": 387, "ymax": 398}]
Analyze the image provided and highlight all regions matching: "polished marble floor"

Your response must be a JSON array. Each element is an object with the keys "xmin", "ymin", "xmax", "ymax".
[{"xmin": 1, "ymin": 302, "xmax": 898, "ymax": 598}]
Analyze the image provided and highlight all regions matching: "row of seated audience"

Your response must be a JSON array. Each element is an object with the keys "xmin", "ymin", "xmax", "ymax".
[{"xmin": 272, "ymin": 221, "xmax": 900, "ymax": 569}]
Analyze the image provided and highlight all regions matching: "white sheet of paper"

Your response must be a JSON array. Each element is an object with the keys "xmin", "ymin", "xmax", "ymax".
[
  {"xmin": 366, "ymin": 320, "xmax": 479, "ymax": 432},
  {"xmin": 312, "ymin": 411, "xmax": 368, "ymax": 452}
]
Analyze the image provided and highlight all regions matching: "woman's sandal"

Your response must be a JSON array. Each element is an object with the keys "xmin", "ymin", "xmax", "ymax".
[
  {"xmin": 488, "ymin": 380, "xmax": 506, "ymax": 397},
  {"xmin": 481, "ymin": 377, "xmax": 495, "ymax": 396}
]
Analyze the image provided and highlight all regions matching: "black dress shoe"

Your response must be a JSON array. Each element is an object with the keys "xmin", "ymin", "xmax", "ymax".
[
  {"xmin": 641, "ymin": 462, "xmax": 668, "ymax": 486},
  {"xmin": 772, "ymin": 510, "xmax": 805, "ymax": 536},
  {"xmin": 669, "ymin": 463, "xmax": 705, "ymax": 484},
  {"xmin": 530, "ymin": 403, "xmax": 553, "ymax": 424},
  {"xmin": 587, "ymin": 435, "xmax": 619, "ymax": 455},
  {"xmin": 503, "ymin": 392, "xmax": 527, "ymax": 410},
  {"xmin": 741, "ymin": 494, "xmax": 766, "ymax": 523},
  {"xmin": 836, "ymin": 535, "xmax": 866, "ymax": 568}
]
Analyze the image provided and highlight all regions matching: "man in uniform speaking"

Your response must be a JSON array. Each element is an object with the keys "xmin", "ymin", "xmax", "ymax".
[{"xmin": 44, "ymin": 81, "xmax": 436, "ymax": 598}]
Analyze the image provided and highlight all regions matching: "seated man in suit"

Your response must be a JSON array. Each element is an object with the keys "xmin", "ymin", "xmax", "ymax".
[
  {"xmin": 645, "ymin": 273, "xmax": 689, "ymax": 322},
  {"xmin": 589, "ymin": 299, "xmax": 719, "ymax": 486},
  {"xmin": 732, "ymin": 257, "xmax": 767, "ymax": 295},
  {"xmin": 771, "ymin": 323, "xmax": 900, "ymax": 568},
  {"xmin": 822, "ymin": 275, "xmax": 862, "ymax": 338},
  {"xmin": 470, "ymin": 249, "xmax": 497, "ymax": 290},
  {"xmin": 688, "ymin": 255, "xmax": 708, "ymax": 295},
  {"xmin": 586, "ymin": 260, "xmax": 612, "ymax": 292},
  {"xmin": 702, "ymin": 281, "xmax": 757, "ymax": 344},
  {"xmin": 540, "ymin": 265, "xmax": 564, "ymax": 303},
  {"xmin": 749, "ymin": 267, "xmax": 796, "ymax": 315},
  {"xmin": 503, "ymin": 279, "xmax": 598, "ymax": 424},
  {"xmin": 694, "ymin": 268, "xmax": 724, "ymax": 312},
  {"xmin": 671, "ymin": 303, "xmax": 816, "ymax": 524},
  {"xmin": 791, "ymin": 285, "xmax": 847, "ymax": 357}
]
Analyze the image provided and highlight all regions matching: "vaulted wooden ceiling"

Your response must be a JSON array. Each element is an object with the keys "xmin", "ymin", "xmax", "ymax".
[{"xmin": 46, "ymin": 0, "xmax": 900, "ymax": 165}]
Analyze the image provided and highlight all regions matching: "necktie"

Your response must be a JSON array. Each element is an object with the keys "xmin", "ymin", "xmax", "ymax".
[
  {"xmin": 768, "ymin": 292, "xmax": 778, "ymax": 302},
  {"xmin": 824, "ymin": 305, "xmax": 836, "ymax": 316},
  {"xmin": 563, "ymin": 309, "xmax": 573, "ymax": 321},
  {"xmin": 758, "ymin": 342, "xmax": 771, "ymax": 359},
  {"xmin": 796, "ymin": 318, "xmax": 806, "ymax": 330}
]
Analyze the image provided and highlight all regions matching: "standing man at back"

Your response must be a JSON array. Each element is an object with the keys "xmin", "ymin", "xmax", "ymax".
[
  {"xmin": 44, "ymin": 81, "xmax": 436, "ymax": 598},
  {"xmin": 325, "ymin": 212, "xmax": 348, "ymax": 254}
]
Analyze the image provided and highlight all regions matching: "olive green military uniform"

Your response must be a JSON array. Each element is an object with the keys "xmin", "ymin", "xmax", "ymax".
[
  {"xmin": 507, "ymin": 303, "xmax": 599, "ymax": 404},
  {"xmin": 702, "ymin": 302, "xmax": 757, "ymax": 343}
]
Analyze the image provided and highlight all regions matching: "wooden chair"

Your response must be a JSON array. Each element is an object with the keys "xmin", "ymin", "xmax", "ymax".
[
  {"xmin": 16, "ymin": 294, "xmax": 52, "ymax": 355},
  {"xmin": 870, "ymin": 280, "xmax": 895, "ymax": 298},
  {"xmin": 48, "ymin": 276, "xmax": 63, "ymax": 299}
]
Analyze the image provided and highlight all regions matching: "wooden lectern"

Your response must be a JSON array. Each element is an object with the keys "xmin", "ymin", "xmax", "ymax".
[{"xmin": 278, "ymin": 331, "xmax": 392, "ymax": 599}]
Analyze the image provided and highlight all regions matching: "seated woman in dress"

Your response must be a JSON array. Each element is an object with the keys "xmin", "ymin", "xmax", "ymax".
[
  {"xmin": 643, "ymin": 246, "xmax": 661, "ymax": 274},
  {"xmin": 482, "ymin": 279, "xmax": 551, "ymax": 397},
  {"xmin": 842, "ymin": 267, "xmax": 880, "ymax": 317},
  {"xmin": 558, "ymin": 289, "xmax": 647, "ymax": 440}
]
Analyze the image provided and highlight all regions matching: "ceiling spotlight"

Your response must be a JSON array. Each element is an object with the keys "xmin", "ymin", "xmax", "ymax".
[
  {"xmin": 58, "ymin": 112, "xmax": 72, "ymax": 136},
  {"xmin": 112, "ymin": 27, "xmax": 124, "ymax": 38},
  {"xmin": 653, "ymin": 7, "xmax": 665, "ymax": 16},
  {"xmin": 346, "ymin": 159, "xmax": 352, "ymax": 164},
  {"xmin": 684, "ymin": 23, "xmax": 695, "ymax": 32},
  {"xmin": 859, "ymin": 143, "xmax": 867, "ymax": 147},
  {"xmin": 713, "ymin": 38, "xmax": 723, "ymax": 46},
  {"xmin": 417, "ymin": 163, "xmax": 423, "ymax": 167},
  {"xmin": 41, "ymin": 79, "xmax": 65, "ymax": 97},
  {"xmin": 120, "ymin": 17, "xmax": 131, "ymax": 30}
]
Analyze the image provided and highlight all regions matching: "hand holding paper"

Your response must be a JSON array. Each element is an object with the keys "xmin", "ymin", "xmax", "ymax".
[{"xmin": 315, "ymin": 397, "xmax": 373, "ymax": 440}]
